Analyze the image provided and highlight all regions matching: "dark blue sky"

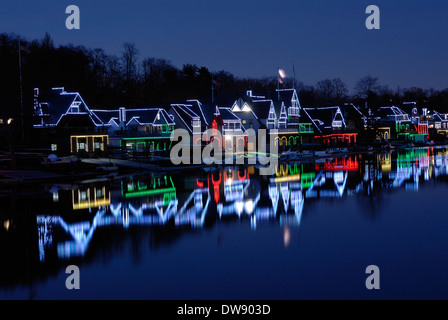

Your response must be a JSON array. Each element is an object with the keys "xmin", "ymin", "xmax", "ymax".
[{"xmin": 1, "ymin": 0, "xmax": 447, "ymax": 93}]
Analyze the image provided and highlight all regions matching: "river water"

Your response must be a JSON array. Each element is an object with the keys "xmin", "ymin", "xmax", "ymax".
[{"xmin": 1, "ymin": 147, "xmax": 448, "ymax": 299}]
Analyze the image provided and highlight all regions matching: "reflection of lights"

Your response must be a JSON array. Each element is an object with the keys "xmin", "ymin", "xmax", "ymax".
[
  {"xmin": 235, "ymin": 201, "xmax": 244, "ymax": 215},
  {"xmin": 244, "ymin": 200, "xmax": 254, "ymax": 214},
  {"xmin": 283, "ymin": 226, "xmax": 291, "ymax": 247}
]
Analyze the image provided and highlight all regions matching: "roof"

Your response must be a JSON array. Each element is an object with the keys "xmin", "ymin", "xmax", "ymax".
[
  {"xmin": 377, "ymin": 106, "xmax": 409, "ymax": 118},
  {"xmin": 90, "ymin": 110, "xmax": 119, "ymax": 125},
  {"xmin": 339, "ymin": 104, "xmax": 367, "ymax": 120},
  {"xmin": 218, "ymin": 108, "xmax": 240, "ymax": 121},
  {"xmin": 42, "ymin": 91, "xmax": 77, "ymax": 125},
  {"xmin": 302, "ymin": 106, "xmax": 344, "ymax": 134},
  {"xmin": 169, "ymin": 104, "xmax": 201, "ymax": 132},
  {"xmin": 277, "ymin": 89, "xmax": 295, "ymax": 105},
  {"xmin": 399, "ymin": 102, "xmax": 418, "ymax": 116},
  {"xmin": 125, "ymin": 108, "xmax": 175, "ymax": 126},
  {"xmin": 38, "ymin": 87, "xmax": 102, "ymax": 126},
  {"xmin": 249, "ymin": 100, "xmax": 274, "ymax": 120},
  {"xmin": 187, "ymin": 100, "xmax": 215, "ymax": 126}
]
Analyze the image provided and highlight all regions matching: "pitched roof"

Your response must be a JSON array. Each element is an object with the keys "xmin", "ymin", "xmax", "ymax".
[
  {"xmin": 218, "ymin": 108, "xmax": 240, "ymax": 121},
  {"xmin": 187, "ymin": 100, "xmax": 215, "ymax": 126},
  {"xmin": 90, "ymin": 110, "xmax": 119, "ymax": 125},
  {"xmin": 169, "ymin": 104, "xmax": 201, "ymax": 132},
  {"xmin": 125, "ymin": 108, "xmax": 175, "ymax": 126},
  {"xmin": 249, "ymin": 100, "xmax": 274, "ymax": 120},
  {"xmin": 302, "ymin": 106, "xmax": 344, "ymax": 134},
  {"xmin": 39, "ymin": 87, "xmax": 102, "ymax": 126},
  {"xmin": 277, "ymin": 89, "xmax": 295, "ymax": 104},
  {"xmin": 376, "ymin": 106, "xmax": 409, "ymax": 118},
  {"xmin": 339, "ymin": 104, "xmax": 367, "ymax": 120}
]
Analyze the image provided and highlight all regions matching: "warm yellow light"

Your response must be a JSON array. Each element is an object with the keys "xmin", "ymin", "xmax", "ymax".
[
  {"xmin": 7, "ymin": 118, "xmax": 13, "ymax": 125},
  {"xmin": 4, "ymin": 220, "xmax": 10, "ymax": 231}
]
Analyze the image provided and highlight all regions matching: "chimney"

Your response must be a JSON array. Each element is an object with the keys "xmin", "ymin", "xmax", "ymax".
[{"xmin": 119, "ymin": 107, "xmax": 126, "ymax": 128}]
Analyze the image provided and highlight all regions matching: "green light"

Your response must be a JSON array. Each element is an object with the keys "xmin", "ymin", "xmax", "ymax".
[{"xmin": 124, "ymin": 187, "xmax": 176, "ymax": 198}]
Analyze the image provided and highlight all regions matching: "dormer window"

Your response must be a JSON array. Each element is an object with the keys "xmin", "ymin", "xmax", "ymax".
[
  {"xmin": 332, "ymin": 120, "xmax": 343, "ymax": 128},
  {"xmin": 242, "ymin": 104, "xmax": 251, "ymax": 112},
  {"xmin": 232, "ymin": 104, "xmax": 241, "ymax": 112},
  {"xmin": 68, "ymin": 101, "xmax": 81, "ymax": 114}
]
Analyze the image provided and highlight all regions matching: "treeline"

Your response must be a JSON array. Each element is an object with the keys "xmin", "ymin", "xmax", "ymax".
[{"xmin": 1, "ymin": 32, "xmax": 448, "ymax": 122}]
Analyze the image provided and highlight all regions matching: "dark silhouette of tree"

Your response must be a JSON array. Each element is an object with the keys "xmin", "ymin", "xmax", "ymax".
[
  {"xmin": 2, "ymin": 31, "xmax": 448, "ymax": 146},
  {"xmin": 354, "ymin": 75, "xmax": 380, "ymax": 99},
  {"xmin": 122, "ymin": 42, "xmax": 139, "ymax": 107},
  {"xmin": 316, "ymin": 78, "xmax": 348, "ymax": 105}
]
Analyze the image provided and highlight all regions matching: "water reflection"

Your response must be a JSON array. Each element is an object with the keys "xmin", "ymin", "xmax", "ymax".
[{"xmin": 2, "ymin": 146, "xmax": 448, "ymax": 291}]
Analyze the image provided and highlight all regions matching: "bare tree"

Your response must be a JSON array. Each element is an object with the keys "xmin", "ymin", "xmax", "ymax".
[
  {"xmin": 122, "ymin": 42, "xmax": 139, "ymax": 106},
  {"xmin": 354, "ymin": 75, "xmax": 380, "ymax": 99},
  {"xmin": 316, "ymin": 78, "xmax": 348, "ymax": 102}
]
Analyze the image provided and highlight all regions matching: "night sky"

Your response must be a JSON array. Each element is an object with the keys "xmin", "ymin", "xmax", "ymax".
[{"xmin": 1, "ymin": 0, "xmax": 447, "ymax": 93}]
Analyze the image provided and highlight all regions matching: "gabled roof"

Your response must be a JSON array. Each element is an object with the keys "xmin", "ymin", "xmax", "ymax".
[
  {"xmin": 377, "ymin": 106, "xmax": 410, "ymax": 118},
  {"xmin": 277, "ymin": 89, "xmax": 296, "ymax": 104},
  {"xmin": 90, "ymin": 110, "xmax": 119, "ymax": 125},
  {"xmin": 218, "ymin": 108, "xmax": 240, "ymax": 121},
  {"xmin": 249, "ymin": 100, "xmax": 275, "ymax": 120},
  {"xmin": 187, "ymin": 100, "xmax": 215, "ymax": 126},
  {"xmin": 433, "ymin": 110, "xmax": 448, "ymax": 122},
  {"xmin": 169, "ymin": 104, "xmax": 201, "ymax": 133},
  {"xmin": 125, "ymin": 108, "xmax": 175, "ymax": 126},
  {"xmin": 38, "ymin": 87, "xmax": 102, "ymax": 126},
  {"xmin": 399, "ymin": 102, "xmax": 418, "ymax": 116},
  {"xmin": 302, "ymin": 106, "xmax": 344, "ymax": 134},
  {"xmin": 340, "ymin": 104, "xmax": 367, "ymax": 120}
]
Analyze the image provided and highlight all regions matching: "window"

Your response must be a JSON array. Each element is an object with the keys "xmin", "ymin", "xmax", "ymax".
[
  {"xmin": 77, "ymin": 143, "xmax": 86, "ymax": 150},
  {"xmin": 51, "ymin": 144, "xmax": 57, "ymax": 151},
  {"xmin": 94, "ymin": 142, "xmax": 102, "ymax": 150},
  {"xmin": 332, "ymin": 121, "xmax": 343, "ymax": 128},
  {"xmin": 69, "ymin": 101, "xmax": 81, "ymax": 114}
]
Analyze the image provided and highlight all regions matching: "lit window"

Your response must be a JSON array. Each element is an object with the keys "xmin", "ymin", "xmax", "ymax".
[
  {"xmin": 332, "ymin": 121, "xmax": 343, "ymax": 128},
  {"xmin": 69, "ymin": 101, "xmax": 81, "ymax": 114},
  {"xmin": 51, "ymin": 144, "xmax": 57, "ymax": 151},
  {"xmin": 77, "ymin": 143, "xmax": 85, "ymax": 150},
  {"xmin": 94, "ymin": 142, "xmax": 102, "ymax": 150}
]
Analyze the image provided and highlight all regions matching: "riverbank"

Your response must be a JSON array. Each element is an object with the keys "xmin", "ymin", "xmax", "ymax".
[{"xmin": 2, "ymin": 143, "xmax": 448, "ymax": 183}]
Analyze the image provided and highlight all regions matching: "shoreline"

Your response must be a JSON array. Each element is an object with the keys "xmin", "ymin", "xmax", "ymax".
[{"xmin": 1, "ymin": 143, "xmax": 448, "ymax": 183}]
